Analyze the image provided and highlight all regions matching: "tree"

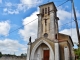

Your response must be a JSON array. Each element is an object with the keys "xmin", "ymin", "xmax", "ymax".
[
  {"xmin": 21, "ymin": 53, "xmax": 27, "ymax": 57},
  {"xmin": 21, "ymin": 53, "xmax": 24, "ymax": 56},
  {"xmin": 0, "ymin": 52, "xmax": 2, "ymax": 58},
  {"xmin": 74, "ymin": 46, "xmax": 80, "ymax": 59}
]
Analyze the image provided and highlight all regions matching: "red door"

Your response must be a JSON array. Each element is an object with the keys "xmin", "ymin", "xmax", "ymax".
[{"xmin": 43, "ymin": 50, "xmax": 49, "ymax": 60}]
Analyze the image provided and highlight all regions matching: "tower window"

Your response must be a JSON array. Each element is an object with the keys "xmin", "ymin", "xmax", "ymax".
[
  {"xmin": 45, "ymin": 8, "xmax": 47, "ymax": 14},
  {"xmin": 42, "ymin": 8, "xmax": 44, "ymax": 17},
  {"xmin": 48, "ymin": 7, "xmax": 50, "ymax": 15},
  {"xmin": 55, "ymin": 34, "xmax": 57, "ymax": 39}
]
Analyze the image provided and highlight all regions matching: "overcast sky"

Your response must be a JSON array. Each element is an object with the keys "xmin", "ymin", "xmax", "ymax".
[{"xmin": 0, "ymin": 0, "xmax": 80, "ymax": 55}]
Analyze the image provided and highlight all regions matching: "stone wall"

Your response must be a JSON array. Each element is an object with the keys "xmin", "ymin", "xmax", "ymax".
[{"xmin": 0, "ymin": 56, "xmax": 26, "ymax": 60}]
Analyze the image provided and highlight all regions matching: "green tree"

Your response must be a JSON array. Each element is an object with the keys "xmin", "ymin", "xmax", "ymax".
[
  {"xmin": 0, "ymin": 52, "xmax": 2, "ymax": 58},
  {"xmin": 21, "ymin": 53, "xmax": 24, "ymax": 56},
  {"xmin": 74, "ymin": 47, "xmax": 80, "ymax": 59},
  {"xmin": 21, "ymin": 53, "xmax": 27, "ymax": 57}
]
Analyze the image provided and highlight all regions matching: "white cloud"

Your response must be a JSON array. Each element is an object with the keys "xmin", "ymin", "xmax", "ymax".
[
  {"xmin": 5, "ymin": 2, "xmax": 12, "ymax": 7},
  {"xmin": 20, "ymin": 0, "xmax": 42, "ymax": 9},
  {"xmin": 3, "ymin": 0, "xmax": 42, "ymax": 14},
  {"xmin": 57, "ymin": 8, "xmax": 71, "ymax": 20},
  {"xmin": 57, "ymin": 8, "xmax": 71, "ymax": 29},
  {"xmin": 3, "ymin": 8, "xmax": 8, "ymax": 12},
  {"xmin": 3, "ymin": 2, "xmax": 19, "ymax": 14},
  {"xmin": 7, "ymin": 10, "xmax": 19, "ymax": 14},
  {"xmin": 19, "ymin": 0, "xmax": 42, "ymax": 11},
  {"xmin": 0, "ymin": 39, "xmax": 27, "ymax": 55},
  {"xmin": 0, "ymin": 20, "xmax": 10, "ymax": 36},
  {"xmin": 3, "ymin": 8, "xmax": 19, "ymax": 14},
  {"xmin": 57, "ymin": 7, "xmax": 80, "ymax": 20},
  {"xmin": 57, "ymin": 7, "xmax": 80, "ymax": 30},
  {"xmin": 19, "ymin": 10, "xmax": 39, "ymax": 42},
  {"xmin": 76, "ymin": 10, "xmax": 80, "ymax": 17},
  {"xmin": 60, "ymin": 28, "xmax": 80, "ymax": 43},
  {"xmin": 0, "ymin": 0, "xmax": 2, "ymax": 3}
]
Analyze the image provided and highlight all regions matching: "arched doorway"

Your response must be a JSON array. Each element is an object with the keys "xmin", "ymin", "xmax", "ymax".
[{"xmin": 30, "ymin": 40, "xmax": 54, "ymax": 60}]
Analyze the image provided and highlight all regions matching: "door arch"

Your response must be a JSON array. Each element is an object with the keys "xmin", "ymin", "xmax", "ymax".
[{"xmin": 30, "ymin": 40, "xmax": 54, "ymax": 60}]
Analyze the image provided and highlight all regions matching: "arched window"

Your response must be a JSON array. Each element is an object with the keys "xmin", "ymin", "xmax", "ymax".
[
  {"xmin": 42, "ymin": 8, "xmax": 44, "ymax": 17},
  {"xmin": 45, "ymin": 8, "xmax": 47, "ymax": 14}
]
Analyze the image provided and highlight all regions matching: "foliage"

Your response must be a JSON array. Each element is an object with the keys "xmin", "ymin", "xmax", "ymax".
[
  {"xmin": 0, "ymin": 52, "xmax": 2, "ymax": 58},
  {"xmin": 0, "ymin": 52, "xmax": 27, "ymax": 58},
  {"xmin": 74, "ymin": 47, "xmax": 80, "ymax": 59},
  {"xmin": 21, "ymin": 53, "xmax": 27, "ymax": 57},
  {"xmin": 3, "ymin": 54, "xmax": 16, "ymax": 56}
]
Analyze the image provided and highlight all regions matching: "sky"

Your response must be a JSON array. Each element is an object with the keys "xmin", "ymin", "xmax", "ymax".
[{"xmin": 0, "ymin": 0, "xmax": 80, "ymax": 55}]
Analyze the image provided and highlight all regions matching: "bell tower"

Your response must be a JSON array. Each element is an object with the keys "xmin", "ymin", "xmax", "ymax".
[{"xmin": 37, "ymin": 2, "xmax": 59, "ymax": 40}]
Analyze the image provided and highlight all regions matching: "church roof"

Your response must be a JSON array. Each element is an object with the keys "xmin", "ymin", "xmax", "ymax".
[{"xmin": 58, "ymin": 33, "xmax": 74, "ymax": 46}]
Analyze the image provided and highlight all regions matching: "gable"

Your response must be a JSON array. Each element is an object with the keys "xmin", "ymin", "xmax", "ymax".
[{"xmin": 30, "ymin": 37, "xmax": 55, "ymax": 52}]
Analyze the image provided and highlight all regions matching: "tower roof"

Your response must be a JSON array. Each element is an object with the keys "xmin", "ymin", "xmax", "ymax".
[{"xmin": 39, "ymin": 2, "xmax": 57, "ymax": 11}]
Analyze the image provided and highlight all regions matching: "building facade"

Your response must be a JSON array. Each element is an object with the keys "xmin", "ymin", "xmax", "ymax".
[{"xmin": 27, "ymin": 2, "xmax": 75, "ymax": 60}]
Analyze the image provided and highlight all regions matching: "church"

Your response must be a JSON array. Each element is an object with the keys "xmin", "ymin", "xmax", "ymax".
[{"xmin": 27, "ymin": 2, "xmax": 75, "ymax": 60}]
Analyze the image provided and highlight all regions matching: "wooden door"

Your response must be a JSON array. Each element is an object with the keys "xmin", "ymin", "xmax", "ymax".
[{"xmin": 43, "ymin": 50, "xmax": 49, "ymax": 60}]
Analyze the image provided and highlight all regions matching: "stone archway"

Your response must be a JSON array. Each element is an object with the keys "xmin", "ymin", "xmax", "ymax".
[{"xmin": 30, "ymin": 40, "xmax": 54, "ymax": 60}]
